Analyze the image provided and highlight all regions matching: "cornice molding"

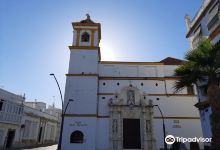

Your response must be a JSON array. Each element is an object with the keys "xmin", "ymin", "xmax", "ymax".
[
  {"xmin": 69, "ymin": 46, "xmax": 100, "ymax": 50},
  {"xmin": 97, "ymin": 93, "xmax": 197, "ymax": 97},
  {"xmin": 66, "ymin": 74, "xmax": 98, "ymax": 77},
  {"xmin": 98, "ymin": 77, "xmax": 180, "ymax": 80},
  {"xmin": 99, "ymin": 61, "xmax": 164, "ymax": 65}
]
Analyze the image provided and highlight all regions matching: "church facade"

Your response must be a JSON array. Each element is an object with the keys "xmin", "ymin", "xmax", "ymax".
[{"xmin": 61, "ymin": 16, "xmax": 203, "ymax": 150}]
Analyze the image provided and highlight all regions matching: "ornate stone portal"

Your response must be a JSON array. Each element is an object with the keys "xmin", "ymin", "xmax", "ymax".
[{"xmin": 109, "ymin": 86, "xmax": 156, "ymax": 150}]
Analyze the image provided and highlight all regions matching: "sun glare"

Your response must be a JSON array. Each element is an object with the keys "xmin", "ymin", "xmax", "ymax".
[{"xmin": 99, "ymin": 42, "xmax": 116, "ymax": 61}]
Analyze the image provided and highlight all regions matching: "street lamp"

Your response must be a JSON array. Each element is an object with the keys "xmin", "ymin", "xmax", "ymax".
[
  {"xmin": 64, "ymin": 99, "xmax": 74, "ymax": 114},
  {"xmin": 59, "ymin": 99, "xmax": 74, "ymax": 150},
  {"xmin": 49, "ymin": 73, "xmax": 64, "ymax": 109},
  {"xmin": 50, "ymin": 73, "xmax": 64, "ymax": 150},
  {"xmin": 153, "ymin": 104, "xmax": 168, "ymax": 150}
]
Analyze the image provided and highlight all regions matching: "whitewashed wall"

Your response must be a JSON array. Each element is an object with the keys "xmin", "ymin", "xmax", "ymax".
[
  {"xmin": 99, "ymin": 80, "xmax": 165, "ymax": 94},
  {"xmin": 99, "ymin": 64, "xmax": 164, "ymax": 77},
  {"xmin": 163, "ymin": 65, "xmax": 178, "ymax": 77},
  {"xmin": 62, "ymin": 117, "xmax": 97, "ymax": 150},
  {"xmin": 64, "ymin": 76, "xmax": 98, "ymax": 114},
  {"xmin": 153, "ymin": 118, "xmax": 203, "ymax": 149},
  {"xmin": 96, "ymin": 118, "xmax": 110, "ymax": 150},
  {"xmin": 68, "ymin": 50, "xmax": 99, "ymax": 74}
]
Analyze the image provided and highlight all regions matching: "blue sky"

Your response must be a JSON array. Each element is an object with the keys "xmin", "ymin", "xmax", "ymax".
[{"xmin": 0, "ymin": 0, "xmax": 201, "ymax": 109}]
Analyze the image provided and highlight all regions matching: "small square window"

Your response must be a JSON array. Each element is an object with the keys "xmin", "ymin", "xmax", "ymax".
[
  {"xmin": 103, "ymin": 82, "xmax": 106, "ymax": 86},
  {"xmin": 117, "ymin": 83, "xmax": 120, "ymax": 86},
  {"xmin": 141, "ymin": 83, "xmax": 144, "ymax": 86}
]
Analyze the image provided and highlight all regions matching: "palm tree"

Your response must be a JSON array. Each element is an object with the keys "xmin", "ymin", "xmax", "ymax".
[{"xmin": 173, "ymin": 39, "xmax": 220, "ymax": 150}]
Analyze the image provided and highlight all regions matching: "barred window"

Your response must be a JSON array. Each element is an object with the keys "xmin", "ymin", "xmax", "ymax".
[{"xmin": 70, "ymin": 130, "xmax": 84, "ymax": 143}]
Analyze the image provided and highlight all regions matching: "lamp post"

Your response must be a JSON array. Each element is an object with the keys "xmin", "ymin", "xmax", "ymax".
[
  {"xmin": 153, "ymin": 104, "xmax": 168, "ymax": 150},
  {"xmin": 58, "ymin": 99, "xmax": 74, "ymax": 149},
  {"xmin": 64, "ymin": 99, "xmax": 74, "ymax": 114},
  {"xmin": 49, "ymin": 73, "xmax": 64, "ymax": 150},
  {"xmin": 49, "ymin": 73, "xmax": 63, "ymax": 109}
]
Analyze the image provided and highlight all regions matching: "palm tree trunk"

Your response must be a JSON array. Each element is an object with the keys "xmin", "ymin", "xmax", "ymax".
[{"xmin": 207, "ymin": 84, "xmax": 220, "ymax": 150}]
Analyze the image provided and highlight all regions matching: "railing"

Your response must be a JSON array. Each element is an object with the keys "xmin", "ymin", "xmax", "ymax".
[
  {"xmin": 208, "ymin": 13, "xmax": 220, "ymax": 31},
  {"xmin": 0, "ymin": 111, "xmax": 22, "ymax": 125},
  {"xmin": 190, "ymin": 0, "xmax": 211, "ymax": 27}
]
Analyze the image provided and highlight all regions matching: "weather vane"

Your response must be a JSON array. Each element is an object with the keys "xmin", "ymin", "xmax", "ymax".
[{"xmin": 86, "ymin": 13, "xmax": 90, "ymax": 19}]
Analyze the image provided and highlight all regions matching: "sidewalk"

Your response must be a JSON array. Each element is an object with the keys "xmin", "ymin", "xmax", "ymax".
[{"xmin": 8, "ymin": 144, "xmax": 57, "ymax": 150}]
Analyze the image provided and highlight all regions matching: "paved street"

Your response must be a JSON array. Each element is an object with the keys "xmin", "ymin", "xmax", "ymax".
[{"xmin": 22, "ymin": 144, "xmax": 57, "ymax": 150}]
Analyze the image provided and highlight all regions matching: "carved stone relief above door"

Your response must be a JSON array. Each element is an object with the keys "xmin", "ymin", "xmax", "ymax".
[{"xmin": 109, "ymin": 86, "xmax": 156, "ymax": 150}]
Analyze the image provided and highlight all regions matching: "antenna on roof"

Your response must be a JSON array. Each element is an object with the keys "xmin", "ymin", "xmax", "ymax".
[{"xmin": 23, "ymin": 93, "xmax": 26, "ymax": 100}]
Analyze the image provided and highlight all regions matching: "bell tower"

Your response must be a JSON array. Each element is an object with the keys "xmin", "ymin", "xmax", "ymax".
[
  {"xmin": 72, "ymin": 14, "xmax": 101, "ymax": 48},
  {"xmin": 62, "ymin": 15, "xmax": 101, "ymax": 149}
]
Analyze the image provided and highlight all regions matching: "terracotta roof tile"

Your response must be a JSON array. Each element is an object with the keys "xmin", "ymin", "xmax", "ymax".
[{"xmin": 160, "ymin": 57, "xmax": 185, "ymax": 65}]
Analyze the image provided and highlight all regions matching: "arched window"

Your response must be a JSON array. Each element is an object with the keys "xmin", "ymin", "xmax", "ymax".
[
  {"xmin": 70, "ymin": 130, "xmax": 84, "ymax": 143},
  {"xmin": 81, "ymin": 32, "xmax": 90, "ymax": 42}
]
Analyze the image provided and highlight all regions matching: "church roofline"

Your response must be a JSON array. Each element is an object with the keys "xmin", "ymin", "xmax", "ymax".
[
  {"xmin": 99, "ymin": 57, "xmax": 184, "ymax": 66},
  {"xmin": 72, "ymin": 22, "xmax": 100, "ymax": 27},
  {"xmin": 160, "ymin": 57, "xmax": 185, "ymax": 65},
  {"xmin": 99, "ymin": 61, "xmax": 164, "ymax": 65}
]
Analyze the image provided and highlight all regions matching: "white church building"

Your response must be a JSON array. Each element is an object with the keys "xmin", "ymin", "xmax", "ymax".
[{"xmin": 61, "ymin": 15, "xmax": 203, "ymax": 150}]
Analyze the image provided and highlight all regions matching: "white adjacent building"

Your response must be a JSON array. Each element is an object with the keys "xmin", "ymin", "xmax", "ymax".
[
  {"xmin": 0, "ymin": 88, "xmax": 24, "ymax": 149},
  {"xmin": 61, "ymin": 15, "xmax": 203, "ymax": 150},
  {"xmin": 185, "ymin": 0, "xmax": 220, "ymax": 148},
  {"xmin": 0, "ymin": 88, "xmax": 61, "ymax": 149},
  {"xmin": 20, "ymin": 101, "xmax": 60, "ymax": 147},
  {"xmin": 46, "ymin": 104, "xmax": 62, "ymax": 142}
]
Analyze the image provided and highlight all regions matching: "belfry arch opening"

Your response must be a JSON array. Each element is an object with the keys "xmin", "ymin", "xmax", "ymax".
[{"xmin": 81, "ymin": 32, "xmax": 90, "ymax": 42}]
